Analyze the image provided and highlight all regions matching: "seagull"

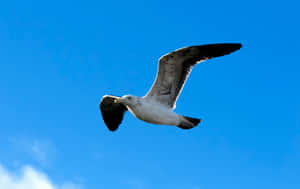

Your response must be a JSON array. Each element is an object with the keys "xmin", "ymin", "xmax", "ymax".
[{"xmin": 100, "ymin": 43, "xmax": 242, "ymax": 131}]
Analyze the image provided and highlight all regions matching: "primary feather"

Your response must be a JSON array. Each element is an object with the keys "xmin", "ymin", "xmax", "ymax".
[{"xmin": 99, "ymin": 95, "xmax": 127, "ymax": 131}]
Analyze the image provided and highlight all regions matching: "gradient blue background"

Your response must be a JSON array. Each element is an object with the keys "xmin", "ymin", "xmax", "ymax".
[{"xmin": 0, "ymin": 0, "xmax": 299, "ymax": 188}]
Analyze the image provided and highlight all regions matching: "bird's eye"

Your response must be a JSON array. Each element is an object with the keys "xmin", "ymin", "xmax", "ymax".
[{"xmin": 128, "ymin": 96, "xmax": 132, "ymax": 100}]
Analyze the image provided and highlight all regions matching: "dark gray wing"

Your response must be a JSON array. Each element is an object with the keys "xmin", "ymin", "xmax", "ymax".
[
  {"xmin": 99, "ymin": 95, "xmax": 127, "ymax": 131},
  {"xmin": 144, "ymin": 43, "xmax": 242, "ymax": 108}
]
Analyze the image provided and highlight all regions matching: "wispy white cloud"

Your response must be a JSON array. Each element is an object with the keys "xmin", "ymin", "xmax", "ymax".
[
  {"xmin": 29, "ymin": 140, "xmax": 56, "ymax": 166},
  {"xmin": 0, "ymin": 164, "xmax": 82, "ymax": 189},
  {"xmin": 10, "ymin": 137, "xmax": 57, "ymax": 167}
]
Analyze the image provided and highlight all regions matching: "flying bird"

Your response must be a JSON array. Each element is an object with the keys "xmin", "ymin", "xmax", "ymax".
[{"xmin": 100, "ymin": 43, "xmax": 242, "ymax": 131}]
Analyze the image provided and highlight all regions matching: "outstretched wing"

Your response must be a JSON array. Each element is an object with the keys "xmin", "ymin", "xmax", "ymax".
[
  {"xmin": 144, "ymin": 43, "xmax": 242, "ymax": 108},
  {"xmin": 99, "ymin": 95, "xmax": 127, "ymax": 131}
]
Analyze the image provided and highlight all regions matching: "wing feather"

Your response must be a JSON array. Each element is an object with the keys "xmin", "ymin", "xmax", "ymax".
[
  {"xmin": 99, "ymin": 95, "xmax": 127, "ymax": 131},
  {"xmin": 145, "ymin": 43, "xmax": 242, "ymax": 108}
]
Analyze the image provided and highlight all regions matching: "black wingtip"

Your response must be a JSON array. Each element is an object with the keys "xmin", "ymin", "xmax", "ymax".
[
  {"xmin": 196, "ymin": 43, "xmax": 242, "ymax": 58},
  {"xmin": 229, "ymin": 43, "xmax": 242, "ymax": 51},
  {"xmin": 99, "ymin": 95, "xmax": 127, "ymax": 132},
  {"xmin": 224, "ymin": 43, "xmax": 242, "ymax": 55},
  {"xmin": 214, "ymin": 43, "xmax": 242, "ymax": 53}
]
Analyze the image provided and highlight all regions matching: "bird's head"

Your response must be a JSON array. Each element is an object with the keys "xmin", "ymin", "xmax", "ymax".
[{"xmin": 114, "ymin": 95, "xmax": 138, "ymax": 107}]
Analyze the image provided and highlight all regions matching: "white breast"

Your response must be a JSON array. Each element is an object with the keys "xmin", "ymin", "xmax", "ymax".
[{"xmin": 127, "ymin": 99, "xmax": 180, "ymax": 126}]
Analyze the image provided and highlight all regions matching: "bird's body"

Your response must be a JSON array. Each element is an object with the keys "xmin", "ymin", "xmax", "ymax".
[
  {"xmin": 99, "ymin": 43, "xmax": 242, "ymax": 131},
  {"xmin": 122, "ymin": 96, "xmax": 181, "ymax": 126}
]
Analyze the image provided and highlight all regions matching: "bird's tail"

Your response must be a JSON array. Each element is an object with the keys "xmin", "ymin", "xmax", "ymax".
[{"xmin": 177, "ymin": 115, "xmax": 201, "ymax": 129}]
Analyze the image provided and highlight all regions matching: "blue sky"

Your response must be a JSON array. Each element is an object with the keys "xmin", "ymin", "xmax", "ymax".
[{"xmin": 0, "ymin": 0, "xmax": 299, "ymax": 188}]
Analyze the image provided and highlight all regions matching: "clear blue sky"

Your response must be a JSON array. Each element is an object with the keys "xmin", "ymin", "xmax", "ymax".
[{"xmin": 0, "ymin": 0, "xmax": 299, "ymax": 189}]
